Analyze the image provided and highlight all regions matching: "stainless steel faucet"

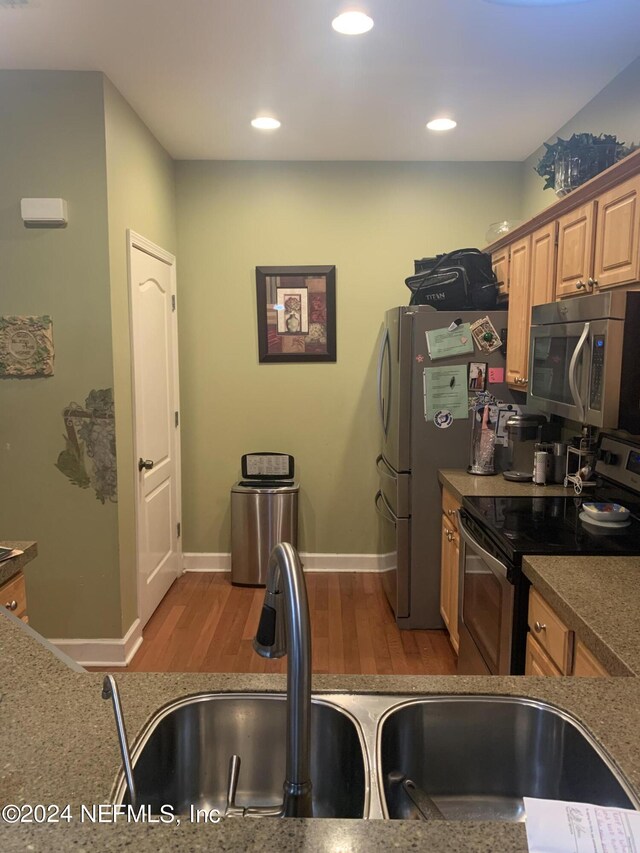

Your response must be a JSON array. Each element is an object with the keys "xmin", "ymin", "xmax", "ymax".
[{"xmin": 225, "ymin": 542, "xmax": 313, "ymax": 818}]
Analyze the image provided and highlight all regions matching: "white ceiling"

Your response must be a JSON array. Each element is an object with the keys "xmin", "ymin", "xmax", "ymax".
[{"xmin": 1, "ymin": 0, "xmax": 640, "ymax": 161}]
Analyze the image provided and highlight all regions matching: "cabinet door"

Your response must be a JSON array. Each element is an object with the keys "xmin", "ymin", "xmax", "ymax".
[
  {"xmin": 530, "ymin": 222, "xmax": 557, "ymax": 307},
  {"xmin": 593, "ymin": 174, "xmax": 640, "ymax": 290},
  {"xmin": 1, "ymin": 571, "xmax": 27, "ymax": 622},
  {"xmin": 449, "ymin": 527, "xmax": 460, "ymax": 654},
  {"xmin": 506, "ymin": 236, "xmax": 531, "ymax": 389},
  {"xmin": 442, "ymin": 487, "xmax": 461, "ymax": 529},
  {"xmin": 556, "ymin": 201, "xmax": 596, "ymax": 297},
  {"xmin": 492, "ymin": 248, "xmax": 509, "ymax": 301},
  {"xmin": 525, "ymin": 634, "xmax": 562, "ymax": 677},
  {"xmin": 440, "ymin": 515, "xmax": 454, "ymax": 633},
  {"xmin": 573, "ymin": 640, "xmax": 608, "ymax": 677},
  {"xmin": 528, "ymin": 587, "xmax": 573, "ymax": 674}
]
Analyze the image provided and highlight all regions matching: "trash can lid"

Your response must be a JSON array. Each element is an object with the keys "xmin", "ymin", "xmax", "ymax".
[{"xmin": 231, "ymin": 480, "xmax": 299, "ymax": 494}]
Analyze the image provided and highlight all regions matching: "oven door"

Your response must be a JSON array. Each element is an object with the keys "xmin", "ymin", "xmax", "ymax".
[
  {"xmin": 374, "ymin": 489, "xmax": 410, "ymax": 618},
  {"xmin": 457, "ymin": 512, "xmax": 514, "ymax": 676}
]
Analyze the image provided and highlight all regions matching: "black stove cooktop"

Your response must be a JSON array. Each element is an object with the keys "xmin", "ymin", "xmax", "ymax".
[{"xmin": 462, "ymin": 493, "xmax": 640, "ymax": 562}]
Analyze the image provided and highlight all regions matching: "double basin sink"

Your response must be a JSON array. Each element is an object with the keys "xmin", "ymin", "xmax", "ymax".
[{"xmin": 114, "ymin": 693, "xmax": 638, "ymax": 820}]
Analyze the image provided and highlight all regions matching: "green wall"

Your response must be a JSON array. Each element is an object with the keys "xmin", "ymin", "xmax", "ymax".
[
  {"xmin": 0, "ymin": 71, "xmax": 120, "ymax": 637},
  {"xmin": 103, "ymin": 77, "xmax": 177, "ymax": 633},
  {"xmin": 175, "ymin": 160, "xmax": 522, "ymax": 555},
  {"xmin": 521, "ymin": 56, "xmax": 640, "ymax": 220},
  {"xmin": 0, "ymin": 71, "xmax": 176, "ymax": 641}
]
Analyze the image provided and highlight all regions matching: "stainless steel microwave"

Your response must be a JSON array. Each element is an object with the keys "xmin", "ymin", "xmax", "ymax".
[{"xmin": 528, "ymin": 292, "xmax": 640, "ymax": 431}]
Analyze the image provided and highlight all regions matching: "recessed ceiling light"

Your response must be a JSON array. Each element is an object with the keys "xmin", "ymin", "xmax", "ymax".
[
  {"xmin": 426, "ymin": 118, "xmax": 457, "ymax": 132},
  {"xmin": 331, "ymin": 11, "xmax": 374, "ymax": 35},
  {"xmin": 251, "ymin": 116, "xmax": 281, "ymax": 130}
]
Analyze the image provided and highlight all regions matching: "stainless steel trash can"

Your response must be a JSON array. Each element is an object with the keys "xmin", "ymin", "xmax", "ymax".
[{"xmin": 231, "ymin": 480, "xmax": 299, "ymax": 586}]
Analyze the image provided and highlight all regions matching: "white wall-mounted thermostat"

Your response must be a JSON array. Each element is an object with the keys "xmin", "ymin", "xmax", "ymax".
[{"xmin": 21, "ymin": 198, "xmax": 68, "ymax": 227}]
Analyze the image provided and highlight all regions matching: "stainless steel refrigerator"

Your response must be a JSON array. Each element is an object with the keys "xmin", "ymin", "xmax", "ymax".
[{"xmin": 375, "ymin": 305, "xmax": 517, "ymax": 629}]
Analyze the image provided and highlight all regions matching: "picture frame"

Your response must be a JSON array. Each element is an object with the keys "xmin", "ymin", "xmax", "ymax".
[
  {"xmin": 468, "ymin": 361, "xmax": 487, "ymax": 392},
  {"xmin": 256, "ymin": 265, "xmax": 336, "ymax": 363}
]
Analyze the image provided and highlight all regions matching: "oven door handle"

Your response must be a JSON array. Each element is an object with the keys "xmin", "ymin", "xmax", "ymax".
[
  {"xmin": 568, "ymin": 321, "xmax": 590, "ymax": 424},
  {"xmin": 456, "ymin": 511, "xmax": 509, "ymax": 580}
]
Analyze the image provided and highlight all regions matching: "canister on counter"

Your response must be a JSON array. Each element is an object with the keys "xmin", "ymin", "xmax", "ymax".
[{"xmin": 533, "ymin": 449, "xmax": 549, "ymax": 485}]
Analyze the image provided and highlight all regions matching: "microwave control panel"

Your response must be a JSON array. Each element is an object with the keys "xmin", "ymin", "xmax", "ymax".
[{"xmin": 589, "ymin": 334, "xmax": 606, "ymax": 411}]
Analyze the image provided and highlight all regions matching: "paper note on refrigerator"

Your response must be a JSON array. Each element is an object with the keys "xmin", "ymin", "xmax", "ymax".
[
  {"xmin": 425, "ymin": 324, "xmax": 474, "ymax": 360},
  {"xmin": 423, "ymin": 365, "xmax": 469, "ymax": 421},
  {"xmin": 524, "ymin": 797, "xmax": 640, "ymax": 853}
]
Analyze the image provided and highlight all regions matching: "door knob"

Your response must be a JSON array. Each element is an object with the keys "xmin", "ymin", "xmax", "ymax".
[{"xmin": 138, "ymin": 458, "xmax": 154, "ymax": 472}]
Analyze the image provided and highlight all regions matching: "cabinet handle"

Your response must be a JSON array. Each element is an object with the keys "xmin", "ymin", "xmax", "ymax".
[
  {"xmin": 5, "ymin": 600, "xmax": 17, "ymax": 611},
  {"xmin": 534, "ymin": 620, "xmax": 546, "ymax": 633},
  {"xmin": 588, "ymin": 277, "xmax": 598, "ymax": 289},
  {"xmin": 575, "ymin": 281, "xmax": 587, "ymax": 290},
  {"xmin": 447, "ymin": 508, "xmax": 454, "ymax": 516}
]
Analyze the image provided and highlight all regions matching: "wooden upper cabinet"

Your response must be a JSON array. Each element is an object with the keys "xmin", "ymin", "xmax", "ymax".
[
  {"xmin": 530, "ymin": 222, "xmax": 557, "ymax": 307},
  {"xmin": 506, "ymin": 235, "xmax": 531, "ymax": 389},
  {"xmin": 556, "ymin": 201, "xmax": 596, "ymax": 298},
  {"xmin": 593, "ymin": 174, "xmax": 640, "ymax": 291},
  {"xmin": 492, "ymin": 247, "xmax": 509, "ymax": 301}
]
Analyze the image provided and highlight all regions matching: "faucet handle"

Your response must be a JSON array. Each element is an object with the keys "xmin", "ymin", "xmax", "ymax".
[{"xmin": 253, "ymin": 589, "xmax": 286, "ymax": 659}]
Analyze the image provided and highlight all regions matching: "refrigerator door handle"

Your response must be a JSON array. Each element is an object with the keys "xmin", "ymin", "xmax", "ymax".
[
  {"xmin": 376, "ymin": 453, "xmax": 397, "ymax": 482},
  {"xmin": 377, "ymin": 327, "xmax": 391, "ymax": 436},
  {"xmin": 374, "ymin": 489, "xmax": 397, "ymax": 526}
]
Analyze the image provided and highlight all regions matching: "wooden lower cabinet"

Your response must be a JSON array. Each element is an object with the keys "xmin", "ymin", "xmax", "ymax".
[
  {"xmin": 1, "ymin": 570, "xmax": 28, "ymax": 622},
  {"xmin": 573, "ymin": 640, "xmax": 609, "ymax": 677},
  {"xmin": 440, "ymin": 488, "xmax": 461, "ymax": 654},
  {"xmin": 525, "ymin": 634, "xmax": 562, "ymax": 677},
  {"xmin": 527, "ymin": 586, "xmax": 610, "ymax": 677}
]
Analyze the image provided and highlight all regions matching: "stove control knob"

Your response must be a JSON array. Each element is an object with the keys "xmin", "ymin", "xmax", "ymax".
[{"xmin": 598, "ymin": 449, "xmax": 618, "ymax": 466}]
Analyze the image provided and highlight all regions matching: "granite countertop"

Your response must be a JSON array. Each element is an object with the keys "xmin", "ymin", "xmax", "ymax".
[
  {"xmin": 0, "ymin": 541, "xmax": 37, "ymax": 587},
  {"xmin": 439, "ymin": 469, "xmax": 572, "ymax": 503},
  {"xmin": 2, "ymin": 609, "xmax": 640, "ymax": 852},
  {"xmin": 523, "ymin": 556, "xmax": 640, "ymax": 677}
]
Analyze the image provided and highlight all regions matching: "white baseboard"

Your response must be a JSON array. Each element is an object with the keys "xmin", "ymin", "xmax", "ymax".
[
  {"xmin": 183, "ymin": 552, "xmax": 231, "ymax": 572},
  {"xmin": 49, "ymin": 618, "xmax": 143, "ymax": 668},
  {"xmin": 183, "ymin": 552, "xmax": 394, "ymax": 573}
]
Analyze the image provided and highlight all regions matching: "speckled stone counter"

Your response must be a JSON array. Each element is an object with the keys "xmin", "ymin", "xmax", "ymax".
[
  {"xmin": 2, "ymin": 610, "xmax": 640, "ymax": 852},
  {"xmin": 439, "ymin": 469, "xmax": 572, "ymax": 503},
  {"xmin": 0, "ymin": 541, "xmax": 37, "ymax": 586},
  {"xmin": 523, "ymin": 556, "xmax": 640, "ymax": 677}
]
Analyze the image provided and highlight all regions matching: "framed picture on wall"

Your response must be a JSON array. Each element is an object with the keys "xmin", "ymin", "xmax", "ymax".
[{"xmin": 256, "ymin": 265, "xmax": 336, "ymax": 363}]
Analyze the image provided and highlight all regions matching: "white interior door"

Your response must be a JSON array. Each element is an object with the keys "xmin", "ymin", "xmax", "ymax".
[{"xmin": 129, "ymin": 231, "xmax": 181, "ymax": 627}]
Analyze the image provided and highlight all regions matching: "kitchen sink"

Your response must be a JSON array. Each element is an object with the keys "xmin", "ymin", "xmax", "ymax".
[
  {"xmin": 111, "ymin": 692, "xmax": 638, "ymax": 822},
  {"xmin": 378, "ymin": 696, "xmax": 637, "ymax": 821},
  {"xmin": 114, "ymin": 693, "xmax": 368, "ymax": 818}
]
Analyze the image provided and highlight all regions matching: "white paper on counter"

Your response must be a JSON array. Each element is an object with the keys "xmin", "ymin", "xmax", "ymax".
[{"xmin": 524, "ymin": 797, "xmax": 640, "ymax": 853}]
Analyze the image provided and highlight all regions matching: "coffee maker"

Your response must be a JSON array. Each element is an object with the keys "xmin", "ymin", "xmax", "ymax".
[{"xmin": 503, "ymin": 414, "xmax": 548, "ymax": 482}]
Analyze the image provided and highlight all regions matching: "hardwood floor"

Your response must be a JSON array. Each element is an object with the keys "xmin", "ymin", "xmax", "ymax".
[{"xmin": 110, "ymin": 572, "xmax": 457, "ymax": 675}]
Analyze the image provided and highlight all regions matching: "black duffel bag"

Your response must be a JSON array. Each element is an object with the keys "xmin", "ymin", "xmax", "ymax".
[{"xmin": 406, "ymin": 248, "xmax": 498, "ymax": 311}]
